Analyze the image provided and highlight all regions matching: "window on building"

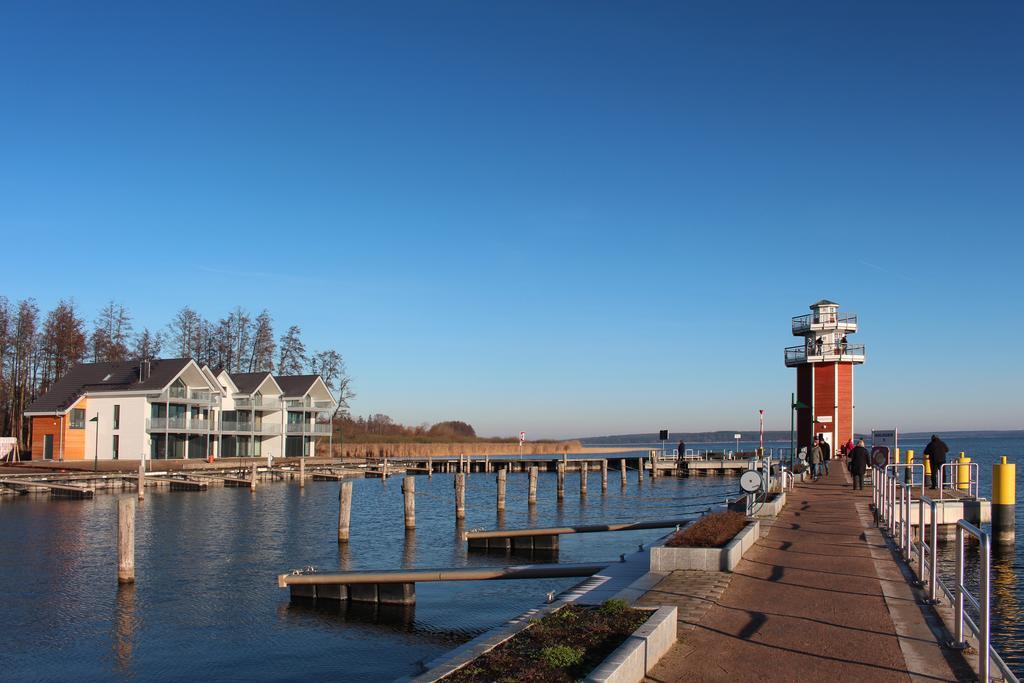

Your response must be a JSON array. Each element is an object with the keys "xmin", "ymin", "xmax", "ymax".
[
  {"xmin": 70, "ymin": 409, "xmax": 85, "ymax": 429},
  {"xmin": 112, "ymin": 435, "xmax": 119, "ymax": 460},
  {"xmin": 113, "ymin": 405, "xmax": 120, "ymax": 430}
]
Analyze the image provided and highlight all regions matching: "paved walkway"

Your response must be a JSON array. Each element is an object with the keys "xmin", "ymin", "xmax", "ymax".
[{"xmin": 640, "ymin": 464, "xmax": 973, "ymax": 682}]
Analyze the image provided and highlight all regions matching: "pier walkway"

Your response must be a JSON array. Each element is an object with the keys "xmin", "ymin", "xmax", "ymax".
[{"xmin": 638, "ymin": 465, "xmax": 974, "ymax": 682}]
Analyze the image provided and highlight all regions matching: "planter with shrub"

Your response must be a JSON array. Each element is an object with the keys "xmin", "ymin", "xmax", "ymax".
[{"xmin": 650, "ymin": 511, "xmax": 760, "ymax": 572}]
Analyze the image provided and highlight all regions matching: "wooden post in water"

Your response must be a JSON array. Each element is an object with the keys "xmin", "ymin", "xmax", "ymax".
[
  {"xmin": 528, "ymin": 466, "xmax": 538, "ymax": 505},
  {"xmin": 118, "ymin": 497, "xmax": 135, "ymax": 584},
  {"xmin": 620, "ymin": 459, "xmax": 627, "ymax": 489},
  {"xmin": 650, "ymin": 450, "xmax": 659, "ymax": 478},
  {"xmin": 455, "ymin": 473, "xmax": 466, "ymax": 520},
  {"xmin": 556, "ymin": 462, "xmax": 565, "ymax": 500},
  {"xmin": 496, "ymin": 468, "xmax": 507, "ymax": 512},
  {"xmin": 601, "ymin": 460, "xmax": 608, "ymax": 493},
  {"xmin": 338, "ymin": 480, "xmax": 352, "ymax": 543},
  {"xmin": 580, "ymin": 461, "xmax": 588, "ymax": 496},
  {"xmin": 402, "ymin": 476, "xmax": 415, "ymax": 530},
  {"xmin": 251, "ymin": 464, "xmax": 257, "ymax": 491},
  {"xmin": 137, "ymin": 461, "xmax": 145, "ymax": 500},
  {"xmin": 428, "ymin": 456, "xmax": 433, "ymax": 478},
  {"xmin": 299, "ymin": 456, "xmax": 305, "ymax": 488}
]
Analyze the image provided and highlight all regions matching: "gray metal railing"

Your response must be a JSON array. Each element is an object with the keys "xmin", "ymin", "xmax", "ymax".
[
  {"xmin": 873, "ymin": 467, "xmax": 1016, "ymax": 682},
  {"xmin": 784, "ymin": 342, "xmax": 865, "ymax": 365},
  {"xmin": 938, "ymin": 461, "xmax": 980, "ymax": 501},
  {"xmin": 791, "ymin": 311, "xmax": 858, "ymax": 333}
]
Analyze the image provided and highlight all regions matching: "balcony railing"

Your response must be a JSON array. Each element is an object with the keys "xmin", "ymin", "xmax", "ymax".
[
  {"xmin": 284, "ymin": 398, "xmax": 335, "ymax": 411},
  {"xmin": 785, "ymin": 343, "xmax": 866, "ymax": 366},
  {"xmin": 285, "ymin": 422, "xmax": 332, "ymax": 435},
  {"xmin": 220, "ymin": 421, "xmax": 281, "ymax": 434},
  {"xmin": 158, "ymin": 388, "xmax": 216, "ymax": 405},
  {"xmin": 147, "ymin": 417, "xmax": 216, "ymax": 432},
  {"xmin": 235, "ymin": 397, "xmax": 281, "ymax": 410},
  {"xmin": 792, "ymin": 312, "xmax": 858, "ymax": 335},
  {"xmin": 147, "ymin": 417, "xmax": 187, "ymax": 431}
]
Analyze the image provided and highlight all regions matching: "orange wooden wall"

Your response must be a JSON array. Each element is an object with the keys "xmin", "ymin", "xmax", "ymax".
[{"xmin": 30, "ymin": 398, "xmax": 87, "ymax": 460}]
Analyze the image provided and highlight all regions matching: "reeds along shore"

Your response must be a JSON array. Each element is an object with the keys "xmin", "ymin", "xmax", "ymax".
[{"xmin": 320, "ymin": 441, "xmax": 587, "ymax": 459}]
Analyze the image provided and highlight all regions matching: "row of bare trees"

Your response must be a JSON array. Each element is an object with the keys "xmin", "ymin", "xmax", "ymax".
[{"xmin": 0, "ymin": 296, "xmax": 353, "ymax": 447}]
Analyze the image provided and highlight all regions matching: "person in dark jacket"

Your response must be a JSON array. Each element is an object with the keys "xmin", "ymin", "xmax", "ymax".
[
  {"xmin": 819, "ymin": 435, "xmax": 831, "ymax": 476},
  {"xmin": 849, "ymin": 439, "xmax": 870, "ymax": 490},
  {"xmin": 677, "ymin": 439, "xmax": 686, "ymax": 461},
  {"xmin": 924, "ymin": 435, "xmax": 950, "ymax": 490}
]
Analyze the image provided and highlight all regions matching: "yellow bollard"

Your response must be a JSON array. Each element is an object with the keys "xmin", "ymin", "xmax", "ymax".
[
  {"xmin": 904, "ymin": 449, "xmax": 914, "ymax": 483},
  {"xmin": 956, "ymin": 452, "xmax": 970, "ymax": 491},
  {"xmin": 924, "ymin": 456, "xmax": 931, "ymax": 478},
  {"xmin": 992, "ymin": 456, "xmax": 1016, "ymax": 543}
]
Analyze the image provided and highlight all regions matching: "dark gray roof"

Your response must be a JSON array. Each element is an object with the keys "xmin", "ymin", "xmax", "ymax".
[
  {"xmin": 811, "ymin": 299, "xmax": 839, "ymax": 308},
  {"xmin": 274, "ymin": 374, "xmax": 319, "ymax": 396},
  {"xmin": 25, "ymin": 358, "xmax": 192, "ymax": 414},
  {"xmin": 228, "ymin": 372, "xmax": 273, "ymax": 395}
]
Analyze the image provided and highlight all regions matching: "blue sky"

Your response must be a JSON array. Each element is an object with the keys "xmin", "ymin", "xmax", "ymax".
[{"xmin": 1, "ymin": 2, "xmax": 1021, "ymax": 437}]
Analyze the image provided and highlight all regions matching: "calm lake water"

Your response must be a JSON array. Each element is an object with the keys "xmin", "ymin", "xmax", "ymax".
[
  {"xmin": 0, "ymin": 453, "xmax": 733, "ymax": 682},
  {"xmin": 3, "ymin": 437, "xmax": 1021, "ymax": 680}
]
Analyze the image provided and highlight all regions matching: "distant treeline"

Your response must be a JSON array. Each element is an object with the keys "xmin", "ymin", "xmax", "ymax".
[
  {"xmin": 0, "ymin": 296, "xmax": 352, "ymax": 447},
  {"xmin": 335, "ymin": 415, "xmax": 531, "ymax": 444}
]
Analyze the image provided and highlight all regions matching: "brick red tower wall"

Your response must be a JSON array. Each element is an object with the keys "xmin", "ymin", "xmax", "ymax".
[
  {"xmin": 796, "ymin": 365, "xmax": 813, "ymax": 451},
  {"xmin": 837, "ymin": 363, "xmax": 853, "ymax": 449},
  {"xmin": 813, "ymin": 363, "xmax": 836, "ymax": 446}
]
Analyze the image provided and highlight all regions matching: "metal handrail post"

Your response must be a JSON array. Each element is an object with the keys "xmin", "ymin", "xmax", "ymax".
[
  {"xmin": 954, "ymin": 524, "xmax": 965, "ymax": 647},
  {"xmin": 905, "ymin": 471, "xmax": 917, "ymax": 561},
  {"xmin": 916, "ymin": 494, "xmax": 924, "ymax": 571},
  {"xmin": 929, "ymin": 498, "xmax": 938, "ymax": 603},
  {"xmin": 980, "ymin": 528, "xmax": 991, "ymax": 682}
]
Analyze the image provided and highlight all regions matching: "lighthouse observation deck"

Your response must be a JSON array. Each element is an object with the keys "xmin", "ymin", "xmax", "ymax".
[
  {"xmin": 784, "ymin": 342, "xmax": 865, "ymax": 366},
  {"xmin": 791, "ymin": 311, "xmax": 858, "ymax": 335}
]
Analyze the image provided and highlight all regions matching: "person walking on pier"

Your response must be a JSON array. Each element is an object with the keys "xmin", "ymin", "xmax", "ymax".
[
  {"xmin": 924, "ymin": 434, "xmax": 950, "ymax": 490},
  {"xmin": 848, "ymin": 439, "xmax": 870, "ymax": 490},
  {"xmin": 819, "ymin": 435, "xmax": 831, "ymax": 476},
  {"xmin": 677, "ymin": 439, "xmax": 686, "ymax": 461},
  {"xmin": 810, "ymin": 438, "xmax": 823, "ymax": 481}
]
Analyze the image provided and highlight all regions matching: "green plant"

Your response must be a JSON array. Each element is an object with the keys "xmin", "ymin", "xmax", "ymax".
[
  {"xmin": 598, "ymin": 599, "xmax": 629, "ymax": 616},
  {"xmin": 538, "ymin": 645, "xmax": 585, "ymax": 669}
]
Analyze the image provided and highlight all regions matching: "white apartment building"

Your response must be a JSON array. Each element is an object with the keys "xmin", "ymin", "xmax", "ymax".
[{"xmin": 25, "ymin": 358, "xmax": 337, "ymax": 462}]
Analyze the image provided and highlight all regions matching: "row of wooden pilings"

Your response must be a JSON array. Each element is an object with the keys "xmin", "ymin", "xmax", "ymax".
[
  {"xmin": 336, "ymin": 458, "xmax": 648, "ymax": 542},
  {"xmin": 116, "ymin": 456, "xmax": 653, "ymax": 582}
]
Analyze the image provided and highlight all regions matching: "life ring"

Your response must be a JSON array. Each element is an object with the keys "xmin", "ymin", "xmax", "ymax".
[{"xmin": 871, "ymin": 447, "xmax": 889, "ymax": 468}]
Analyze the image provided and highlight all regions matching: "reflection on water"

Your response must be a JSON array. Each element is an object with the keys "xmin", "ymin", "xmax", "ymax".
[
  {"xmin": 113, "ymin": 585, "xmax": 137, "ymax": 675},
  {"xmin": 1, "ymin": 458, "xmax": 732, "ymax": 681}
]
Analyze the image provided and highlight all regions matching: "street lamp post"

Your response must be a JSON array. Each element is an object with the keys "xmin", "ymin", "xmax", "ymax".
[{"xmin": 89, "ymin": 412, "xmax": 100, "ymax": 472}]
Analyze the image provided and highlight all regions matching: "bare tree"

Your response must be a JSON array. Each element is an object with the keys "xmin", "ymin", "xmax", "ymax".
[
  {"xmin": 277, "ymin": 325, "xmax": 306, "ymax": 376},
  {"xmin": 310, "ymin": 349, "xmax": 356, "ymax": 417},
  {"xmin": 166, "ymin": 307, "xmax": 203, "ymax": 359},
  {"xmin": 7, "ymin": 299, "xmax": 39, "ymax": 445},
  {"xmin": 40, "ymin": 299, "xmax": 86, "ymax": 391},
  {"xmin": 132, "ymin": 328, "xmax": 163, "ymax": 361},
  {"xmin": 91, "ymin": 300, "xmax": 133, "ymax": 362},
  {"xmin": 248, "ymin": 310, "xmax": 275, "ymax": 372}
]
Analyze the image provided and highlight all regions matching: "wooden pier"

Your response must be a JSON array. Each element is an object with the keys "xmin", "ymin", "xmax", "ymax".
[
  {"xmin": 0, "ymin": 478, "xmax": 95, "ymax": 498},
  {"xmin": 465, "ymin": 519, "xmax": 690, "ymax": 552},
  {"xmin": 278, "ymin": 562, "xmax": 610, "ymax": 605}
]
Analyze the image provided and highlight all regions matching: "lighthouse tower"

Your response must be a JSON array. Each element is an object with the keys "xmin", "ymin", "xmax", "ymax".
[{"xmin": 785, "ymin": 300, "xmax": 866, "ymax": 454}]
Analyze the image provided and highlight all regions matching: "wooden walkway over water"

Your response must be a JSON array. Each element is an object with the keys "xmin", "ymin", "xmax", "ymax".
[{"xmin": 638, "ymin": 465, "xmax": 977, "ymax": 681}]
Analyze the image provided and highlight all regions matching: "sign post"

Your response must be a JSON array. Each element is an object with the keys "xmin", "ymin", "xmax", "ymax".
[
  {"xmin": 519, "ymin": 431, "xmax": 526, "ymax": 458},
  {"xmin": 758, "ymin": 409, "xmax": 765, "ymax": 454},
  {"xmin": 734, "ymin": 433, "xmax": 741, "ymax": 456},
  {"xmin": 872, "ymin": 429, "xmax": 899, "ymax": 467}
]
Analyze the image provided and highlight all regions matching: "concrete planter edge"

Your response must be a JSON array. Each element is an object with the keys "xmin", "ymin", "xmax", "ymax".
[{"xmin": 649, "ymin": 520, "xmax": 761, "ymax": 572}]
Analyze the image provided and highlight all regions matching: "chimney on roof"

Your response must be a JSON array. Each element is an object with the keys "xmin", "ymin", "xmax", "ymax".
[{"xmin": 140, "ymin": 359, "xmax": 151, "ymax": 382}]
